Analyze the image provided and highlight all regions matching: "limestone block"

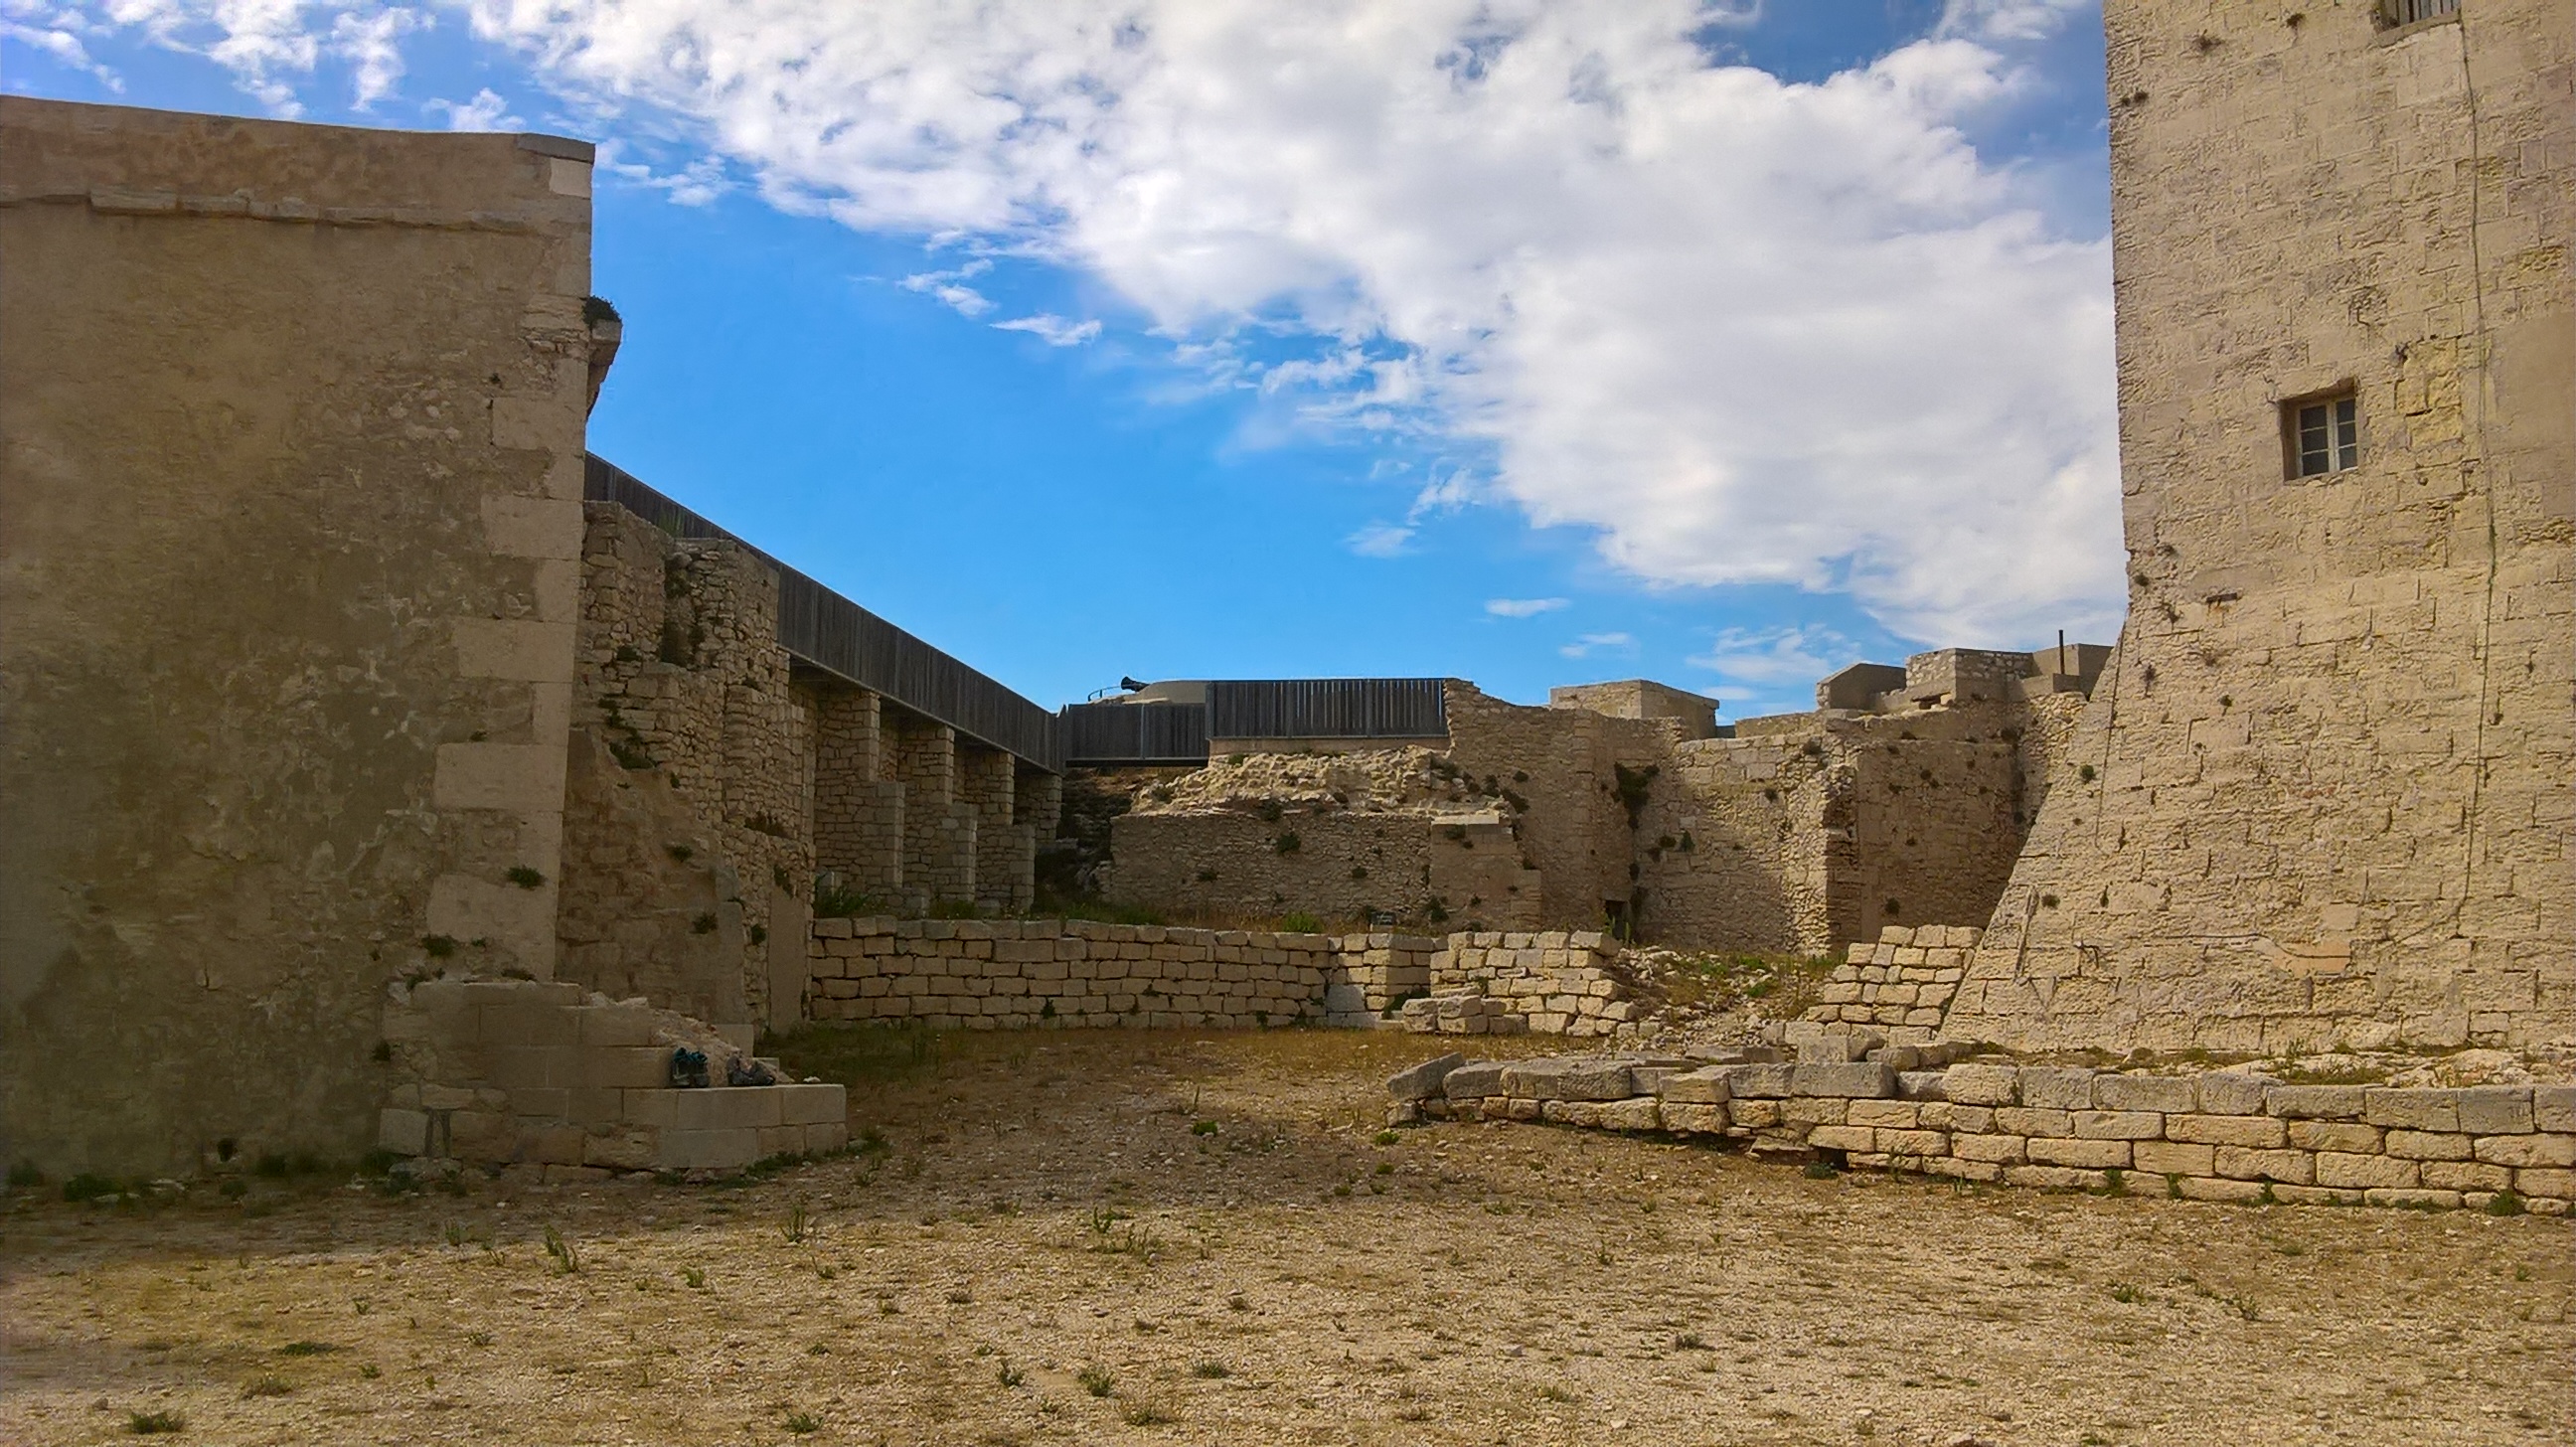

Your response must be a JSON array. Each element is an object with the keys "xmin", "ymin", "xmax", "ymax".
[
  {"xmin": 2006, "ymin": 1165, "xmax": 2104, "ymax": 1192},
  {"xmin": 1783, "ymin": 1097, "xmax": 1851, "ymax": 1130},
  {"xmin": 2132, "ymin": 1140, "xmax": 2214, "ymax": 1177},
  {"xmin": 1500, "ymin": 1058, "xmax": 1633, "ymax": 1102},
  {"xmin": 2072, "ymin": 1110, "xmax": 2165, "ymax": 1141},
  {"xmin": 657, "ymin": 1128, "xmax": 762, "ymax": 1171},
  {"xmin": 1791, "ymin": 1062, "xmax": 1895, "ymax": 1099},
  {"xmin": 2176, "ymin": 1176, "xmax": 2269, "ymax": 1204},
  {"xmin": 1942, "ymin": 1063, "xmax": 2020, "ymax": 1106},
  {"xmin": 1895, "ymin": 1070, "xmax": 1949, "ymax": 1101},
  {"xmin": 2195, "ymin": 1073, "xmax": 2273, "ymax": 1116},
  {"xmin": 2534, "ymin": 1088, "xmax": 2576, "ymax": 1134},
  {"xmin": 2472, "ymin": 1134, "xmax": 2576, "ymax": 1169},
  {"xmin": 1994, "ymin": 1107, "xmax": 2074, "ymax": 1137},
  {"xmin": 1729, "ymin": 1100, "xmax": 1783, "ymax": 1129},
  {"xmin": 1953, "ymin": 1132, "xmax": 2025, "ymax": 1164},
  {"xmin": 779, "ymin": 1084, "xmax": 846, "ymax": 1126},
  {"xmin": 1658, "ymin": 1102, "xmax": 1726, "ymax": 1134},
  {"xmin": 2166, "ymin": 1113, "xmax": 2287, "ymax": 1148},
  {"xmin": 2456, "ymin": 1087, "xmax": 2535, "ymax": 1135},
  {"xmin": 1806, "ymin": 1125, "xmax": 1875, "ymax": 1153},
  {"xmin": 2026, "ymin": 1137, "xmax": 2130, "ymax": 1169},
  {"xmin": 2312, "ymin": 1152, "xmax": 2418, "ymax": 1191},
  {"xmin": 2513, "ymin": 1168, "xmax": 2576, "ymax": 1199},
  {"xmin": 1877, "ymin": 1129, "xmax": 1949, "ymax": 1158},
  {"xmin": 2417, "ymin": 1160, "xmax": 2511, "ymax": 1193},
  {"xmin": 378, "ymin": 1108, "xmax": 429, "ymax": 1156},
  {"xmin": 1657, "ymin": 1067, "xmax": 1733, "ymax": 1105},
  {"xmin": 2363, "ymin": 1190, "xmax": 2464, "ymax": 1210},
  {"xmin": 673, "ymin": 1087, "xmax": 783, "ymax": 1132},
  {"xmin": 2360, "ymin": 1088, "xmax": 2461, "ymax": 1131},
  {"xmin": 1720, "ymin": 1063, "xmax": 1796, "ymax": 1098},
  {"xmin": 2016, "ymin": 1067, "xmax": 2096, "ymax": 1110},
  {"xmin": 2266, "ymin": 1085, "xmax": 2364, "ymax": 1120},
  {"xmin": 2094, "ymin": 1074, "xmax": 2197, "ymax": 1113},
  {"xmin": 582, "ymin": 1131, "xmax": 660, "ymax": 1171},
  {"xmin": 1848, "ymin": 1100, "xmax": 1919, "ymax": 1129},
  {"xmin": 1600, "ymin": 1097, "xmax": 1663, "ymax": 1131},
  {"xmin": 1387, "ymin": 1053, "xmax": 1466, "ymax": 1103},
  {"xmin": 2214, "ymin": 1147, "xmax": 2316, "ymax": 1185},
  {"xmin": 2385, "ymin": 1130, "xmax": 2475, "ymax": 1161},
  {"xmin": 2286, "ymin": 1121, "xmax": 2382, "ymax": 1153}
]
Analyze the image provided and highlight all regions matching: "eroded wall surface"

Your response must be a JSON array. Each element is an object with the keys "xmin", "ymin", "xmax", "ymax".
[
  {"xmin": 0, "ymin": 99, "xmax": 592, "ymax": 1173},
  {"xmin": 1947, "ymin": 1, "xmax": 2576, "ymax": 1052}
]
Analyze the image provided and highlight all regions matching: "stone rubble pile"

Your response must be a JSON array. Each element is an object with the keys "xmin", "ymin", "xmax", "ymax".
[{"xmin": 1389, "ymin": 1025, "xmax": 2576, "ymax": 1214}]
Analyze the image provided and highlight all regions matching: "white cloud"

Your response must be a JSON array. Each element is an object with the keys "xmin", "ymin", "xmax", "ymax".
[
  {"xmin": 423, "ymin": 84, "xmax": 513, "ymax": 130},
  {"xmin": 1346, "ymin": 522, "xmax": 1413, "ymax": 558},
  {"xmin": 84, "ymin": 1, "xmax": 2126, "ymax": 645},
  {"xmin": 1485, "ymin": 597, "xmax": 1569, "ymax": 618},
  {"xmin": 1686, "ymin": 624, "xmax": 1854, "ymax": 687},
  {"xmin": 4, "ymin": 3, "xmax": 123, "ymax": 87},
  {"xmin": 898, "ymin": 262, "xmax": 997, "ymax": 317},
  {"xmin": 1559, "ymin": 631, "xmax": 1636, "ymax": 660},
  {"xmin": 331, "ymin": 6, "xmax": 420, "ymax": 108},
  {"xmin": 1938, "ymin": 0, "xmax": 2092, "ymax": 43},
  {"xmin": 994, "ymin": 313, "xmax": 1101, "ymax": 346}
]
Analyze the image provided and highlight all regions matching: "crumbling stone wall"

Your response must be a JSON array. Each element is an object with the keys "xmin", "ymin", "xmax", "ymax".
[
  {"xmin": 1109, "ymin": 810, "xmax": 1542, "ymax": 931},
  {"xmin": 570, "ymin": 503, "xmax": 812, "ymax": 1027},
  {"xmin": 1947, "ymin": 0, "xmax": 2576, "ymax": 1054},
  {"xmin": 0, "ymin": 100, "xmax": 592, "ymax": 1175},
  {"xmin": 808, "ymin": 917, "xmax": 1343, "ymax": 1029}
]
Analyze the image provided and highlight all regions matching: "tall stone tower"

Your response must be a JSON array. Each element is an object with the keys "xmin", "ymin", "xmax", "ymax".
[{"xmin": 1944, "ymin": 0, "xmax": 2573, "ymax": 1052}]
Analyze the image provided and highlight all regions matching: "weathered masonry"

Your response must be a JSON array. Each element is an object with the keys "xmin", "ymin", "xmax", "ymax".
[
  {"xmin": 0, "ymin": 99, "xmax": 1057, "ymax": 1177},
  {"xmin": 567, "ymin": 460, "xmax": 1063, "ymax": 1038},
  {"xmin": 1095, "ymin": 647, "xmax": 2103, "ymax": 956},
  {"xmin": 0, "ymin": 100, "xmax": 599, "ymax": 1177},
  {"xmin": 1947, "ymin": 0, "xmax": 2576, "ymax": 1054}
]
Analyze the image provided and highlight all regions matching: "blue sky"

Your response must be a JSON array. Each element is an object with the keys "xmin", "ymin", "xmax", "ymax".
[{"xmin": 7, "ymin": 1, "xmax": 2120, "ymax": 717}]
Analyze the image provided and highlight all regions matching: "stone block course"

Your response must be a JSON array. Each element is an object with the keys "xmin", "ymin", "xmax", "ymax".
[{"xmin": 1387, "ymin": 1049, "xmax": 2569, "ymax": 1217}]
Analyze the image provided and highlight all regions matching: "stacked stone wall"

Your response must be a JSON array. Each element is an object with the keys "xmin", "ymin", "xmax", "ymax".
[
  {"xmin": 1109, "ymin": 810, "xmax": 1541, "ymax": 931},
  {"xmin": 378, "ymin": 977, "xmax": 845, "ymax": 1177},
  {"xmin": 811, "ymin": 688, "xmax": 903, "ymax": 901},
  {"xmin": 1946, "ymin": 1, "xmax": 2576, "ymax": 1054},
  {"xmin": 1400, "ymin": 930, "xmax": 1640, "ymax": 1036},
  {"xmin": 807, "ymin": 918, "xmax": 1343, "ymax": 1029},
  {"xmin": 571, "ymin": 504, "xmax": 812, "ymax": 1025},
  {"xmin": 1410, "ymin": 1051, "xmax": 2576, "ymax": 1214},
  {"xmin": 1803, "ymin": 924, "xmax": 1982, "ymax": 1044}
]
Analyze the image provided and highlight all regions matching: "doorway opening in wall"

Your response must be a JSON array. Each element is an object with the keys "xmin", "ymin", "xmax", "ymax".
[{"xmin": 2282, "ymin": 388, "xmax": 2359, "ymax": 478}]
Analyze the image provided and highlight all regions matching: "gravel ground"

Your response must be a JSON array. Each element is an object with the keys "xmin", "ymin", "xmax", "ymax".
[{"xmin": 4, "ymin": 1028, "xmax": 2569, "ymax": 1446}]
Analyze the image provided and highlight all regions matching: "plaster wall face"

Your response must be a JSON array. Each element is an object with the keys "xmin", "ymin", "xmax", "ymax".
[
  {"xmin": 0, "ymin": 99, "xmax": 590, "ymax": 1173},
  {"xmin": 1948, "ymin": 2, "xmax": 2575, "ymax": 1052}
]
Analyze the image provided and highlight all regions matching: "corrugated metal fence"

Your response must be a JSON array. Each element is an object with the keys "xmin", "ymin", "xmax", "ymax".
[
  {"xmin": 1058, "ymin": 702, "xmax": 1210, "ymax": 765},
  {"xmin": 1208, "ymin": 678, "xmax": 1448, "ymax": 740},
  {"xmin": 584, "ymin": 455, "xmax": 1062, "ymax": 771}
]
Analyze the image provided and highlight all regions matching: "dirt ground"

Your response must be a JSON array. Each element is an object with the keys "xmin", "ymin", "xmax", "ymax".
[{"xmin": 5, "ymin": 1029, "xmax": 2570, "ymax": 1447}]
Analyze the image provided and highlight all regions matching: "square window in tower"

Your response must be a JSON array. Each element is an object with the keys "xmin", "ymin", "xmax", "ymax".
[{"xmin": 2286, "ymin": 393, "xmax": 2359, "ymax": 477}]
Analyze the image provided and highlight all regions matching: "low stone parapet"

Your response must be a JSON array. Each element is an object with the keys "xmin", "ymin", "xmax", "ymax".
[
  {"xmin": 379, "ymin": 977, "xmax": 846, "ymax": 1179},
  {"xmin": 808, "ymin": 916, "xmax": 1341, "ymax": 1029},
  {"xmin": 1399, "ymin": 1046, "xmax": 2575, "ymax": 1214}
]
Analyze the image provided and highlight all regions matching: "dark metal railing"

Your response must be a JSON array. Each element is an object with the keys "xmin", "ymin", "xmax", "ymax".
[
  {"xmin": 1058, "ymin": 701, "xmax": 1210, "ymax": 765},
  {"xmin": 1208, "ymin": 678, "xmax": 1448, "ymax": 740},
  {"xmin": 584, "ymin": 454, "xmax": 1061, "ymax": 771}
]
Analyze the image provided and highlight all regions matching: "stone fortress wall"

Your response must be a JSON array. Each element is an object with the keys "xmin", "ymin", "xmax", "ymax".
[
  {"xmin": 0, "ymin": 100, "xmax": 599, "ymax": 1176},
  {"xmin": 805, "ymin": 918, "xmax": 1642, "ymax": 1036},
  {"xmin": 1944, "ymin": 0, "xmax": 2576, "ymax": 1055},
  {"xmin": 1100, "ymin": 649, "xmax": 2099, "ymax": 959}
]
